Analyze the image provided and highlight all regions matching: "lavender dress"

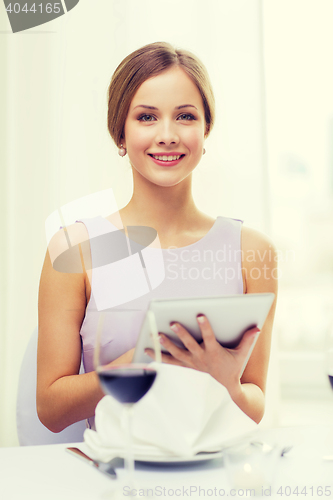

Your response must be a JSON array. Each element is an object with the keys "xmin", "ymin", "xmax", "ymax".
[{"xmin": 78, "ymin": 216, "xmax": 244, "ymax": 378}]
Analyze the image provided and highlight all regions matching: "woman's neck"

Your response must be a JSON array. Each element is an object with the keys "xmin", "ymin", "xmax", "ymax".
[{"xmin": 120, "ymin": 174, "xmax": 201, "ymax": 236}]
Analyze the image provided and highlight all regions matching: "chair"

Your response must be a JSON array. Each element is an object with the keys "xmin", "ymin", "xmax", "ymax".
[{"xmin": 16, "ymin": 327, "xmax": 86, "ymax": 445}]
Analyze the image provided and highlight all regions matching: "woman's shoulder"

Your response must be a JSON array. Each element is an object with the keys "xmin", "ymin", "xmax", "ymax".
[
  {"xmin": 48, "ymin": 221, "xmax": 89, "ymax": 250},
  {"xmin": 47, "ymin": 222, "xmax": 90, "ymax": 269},
  {"xmin": 241, "ymin": 225, "xmax": 278, "ymax": 293},
  {"xmin": 241, "ymin": 225, "xmax": 276, "ymax": 255}
]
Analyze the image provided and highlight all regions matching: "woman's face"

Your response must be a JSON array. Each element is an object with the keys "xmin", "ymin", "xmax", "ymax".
[{"xmin": 122, "ymin": 66, "xmax": 206, "ymax": 188}]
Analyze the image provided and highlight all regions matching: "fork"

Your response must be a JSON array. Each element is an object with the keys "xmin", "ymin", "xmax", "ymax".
[{"xmin": 66, "ymin": 447, "xmax": 117, "ymax": 479}]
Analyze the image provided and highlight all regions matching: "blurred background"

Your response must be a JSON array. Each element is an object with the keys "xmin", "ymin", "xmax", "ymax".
[{"xmin": 1, "ymin": 0, "xmax": 333, "ymax": 446}]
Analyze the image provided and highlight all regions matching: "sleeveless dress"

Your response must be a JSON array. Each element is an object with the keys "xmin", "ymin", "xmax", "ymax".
[{"xmin": 78, "ymin": 216, "xmax": 244, "ymax": 378}]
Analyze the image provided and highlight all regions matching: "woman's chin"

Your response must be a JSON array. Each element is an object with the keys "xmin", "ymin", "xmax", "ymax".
[{"xmin": 132, "ymin": 169, "xmax": 193, "ymax": 189}]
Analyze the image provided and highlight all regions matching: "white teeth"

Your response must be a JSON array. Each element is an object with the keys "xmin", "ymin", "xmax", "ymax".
[{"xmin": 152, "ymin": 155, "xmax": 181, "ymax": 161}]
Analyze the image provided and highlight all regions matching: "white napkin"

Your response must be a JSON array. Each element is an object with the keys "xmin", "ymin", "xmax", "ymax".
[{"xmin": 82, "ymin": 363, "xmax": 257, "ymax": 462}]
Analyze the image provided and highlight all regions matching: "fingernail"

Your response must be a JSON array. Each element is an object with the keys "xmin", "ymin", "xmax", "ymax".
[
  {"xmin": 170, "ymin": 323, "xmax": 179, "ymax": 332},
  {"xmin": 197, "ymin": 315, "xmax": 205, "ymax": 324},
  {"xmin": 252, "ymin": 330, "xmax": 260, "ymax": 341},
  {"xmin": 159, "ymin": 334, "xmax": 165, "ymax": 344}
]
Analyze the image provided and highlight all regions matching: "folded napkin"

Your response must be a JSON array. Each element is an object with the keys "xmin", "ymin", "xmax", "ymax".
[{"xmin": 82, "ymin": 363, "xmax": 257, "ymax": 462}]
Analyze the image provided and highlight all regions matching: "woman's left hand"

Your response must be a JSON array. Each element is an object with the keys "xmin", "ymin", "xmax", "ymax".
[{"xmin": 145, "ymin": 315, "xmax": 259, "ymax": 397}]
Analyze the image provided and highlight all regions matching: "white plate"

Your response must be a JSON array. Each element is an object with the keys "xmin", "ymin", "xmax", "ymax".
[{"xmin": 134, "ymin": 450, "xmax": 224, "ymax": 464}]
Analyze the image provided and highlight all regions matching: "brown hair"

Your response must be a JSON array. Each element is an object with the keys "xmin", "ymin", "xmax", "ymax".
[{"xmin": 107, "ymin": 42, "xmax": 215, "ymax": 147}]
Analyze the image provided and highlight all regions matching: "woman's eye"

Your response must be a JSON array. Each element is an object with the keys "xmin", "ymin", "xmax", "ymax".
[
  {"xmin": 138, "ymin": 114, "xmax": 156, "ymax": 122},
  {"xmin": 177, "ymin": 113, "xmax": 196, "ymax": 121}
]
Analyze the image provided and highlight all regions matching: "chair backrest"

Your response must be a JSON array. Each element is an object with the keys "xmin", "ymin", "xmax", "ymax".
[{"xmin": 17, "ymin": 327, "xmax": 86, "ymax": 445}]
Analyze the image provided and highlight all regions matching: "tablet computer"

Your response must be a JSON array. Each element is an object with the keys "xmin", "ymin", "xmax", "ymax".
[{"xmin": 133, "ymin": 293, "xmax": 275, "ymax": 366}]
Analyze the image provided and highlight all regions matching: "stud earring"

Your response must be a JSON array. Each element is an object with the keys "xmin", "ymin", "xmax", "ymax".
[
  {"xmin": 118, "ymin": 144, "xmax": 127, "ymax": 157},
  {"xmin": 203, "ymin": 148, "xmax": 206, "ymax": 155}
]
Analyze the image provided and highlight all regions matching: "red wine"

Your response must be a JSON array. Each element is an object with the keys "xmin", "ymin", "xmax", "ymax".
[
  {"xmin": 329, "ymin": 375, "xmax": 333, "ymax": 390},
  {"xmin": 98, "ymin": 367, "xmax": 156, "ymax": 404}
]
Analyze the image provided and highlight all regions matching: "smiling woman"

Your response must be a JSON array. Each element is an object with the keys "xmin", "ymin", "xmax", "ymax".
[
  {"xmin": 107, "ymin": 42, "xmax": 215, "ymax": 146},
  {"xmin": 122, "ymin": 67, "xmax": 206, "ymax": 188},
  {"xmin": 37, "ymin": 42, "xmax": 277, "ymax": 434}
]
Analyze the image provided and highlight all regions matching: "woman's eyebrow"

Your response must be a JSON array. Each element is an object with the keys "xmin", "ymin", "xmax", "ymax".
[
  {"xmin": 132, "ymin": 104, "xmax": 198, "ymax": 111},
  {"xmin": 176, "ymin": 104, "xmax": 197, "ymax": 110},
  {"xmin": 133, "ymin": 105, "xmax": 158, "ymax": 110}
]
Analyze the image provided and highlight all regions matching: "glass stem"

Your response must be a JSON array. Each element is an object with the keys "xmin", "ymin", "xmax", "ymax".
[{"xmin": 123, "ymin": 403, "xmax": 135, "ymax": 489}]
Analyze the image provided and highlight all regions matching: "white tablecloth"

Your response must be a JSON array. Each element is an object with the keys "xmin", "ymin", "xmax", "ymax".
[{"xmin": 1, "ymin": 426, "xmax": 333, "ymax": 500}]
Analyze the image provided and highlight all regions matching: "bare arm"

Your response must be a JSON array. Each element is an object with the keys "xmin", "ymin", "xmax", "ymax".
[
  {"xmin": 145, "ymin": 226, "xmax": 278, "ymax": 424},
  {"xmin": 37, "ymin": 224, "xmax": 134, "ymax": 433},
  {"xmin": 236, "ymin": 226, "xmax": 278, "ymax": 422}
]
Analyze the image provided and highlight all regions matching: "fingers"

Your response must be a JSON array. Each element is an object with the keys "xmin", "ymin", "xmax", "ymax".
[
  {"xmin": 152, "ymin": 316, "xmax": 217, "ymax": 360},
  {"xmin": 234, "ymin": 327, "xmax": 260, "ymax": 356},
  {"xmin": 146, "ymin": 326, "xmax": 199, "ymax": 367},
  {"xmin": 196, "ymin": 315, "xmax": 217, "ymax": 350},
  {"xmin": 158, "ymin": 331, "xmax": 192, "ymax": 364},
  {"xmin": 144, "ymin": 348, "xmax": 185, "ymax": 366},
  {"xmin": 169, "ymin": 323, "xmax": 202, "ymax": 355}
]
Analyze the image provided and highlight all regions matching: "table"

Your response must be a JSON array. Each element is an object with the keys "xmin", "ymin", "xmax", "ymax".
[{"xmin": 1, "ymin": 426, "xmax": 333, "ymax": 500}]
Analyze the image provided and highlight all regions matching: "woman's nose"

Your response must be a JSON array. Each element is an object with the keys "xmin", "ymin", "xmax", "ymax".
[{"xmin": 155, "ymin": 121, "xmax": 179, "ymax": 146}]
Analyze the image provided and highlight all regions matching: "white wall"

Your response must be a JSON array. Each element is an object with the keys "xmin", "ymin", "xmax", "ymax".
[
  {"xmin": 263, "ymin": 0, "xmax": 333, "ymax": 400},
  {"xmin": 0, "ymin": 0, "xmax": 270, "ymax": 446}
]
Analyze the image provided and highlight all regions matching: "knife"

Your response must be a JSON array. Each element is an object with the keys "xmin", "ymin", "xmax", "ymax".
[{"xmin": 66, "ymin": 447, "xmax": 117, "ymax": 479}]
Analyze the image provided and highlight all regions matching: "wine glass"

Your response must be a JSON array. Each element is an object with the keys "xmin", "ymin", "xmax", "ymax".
[{"xmin": 94, "ymin": 313, "xmax": 159, "ymax": 496}]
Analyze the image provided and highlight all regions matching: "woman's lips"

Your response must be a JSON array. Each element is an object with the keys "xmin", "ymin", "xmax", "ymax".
[{"xmin": 148, "ymin": 154, "xmax": 185, "ymax": 167}]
